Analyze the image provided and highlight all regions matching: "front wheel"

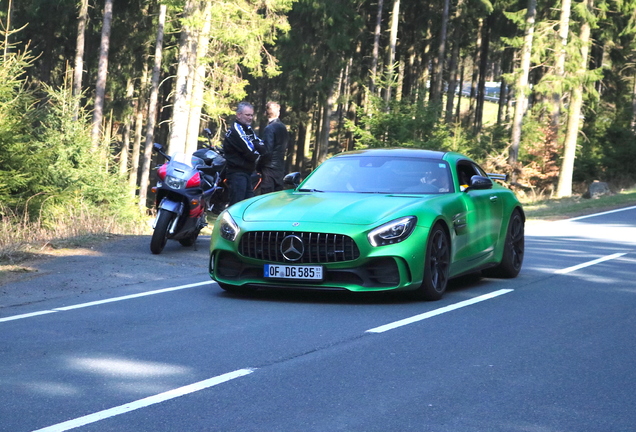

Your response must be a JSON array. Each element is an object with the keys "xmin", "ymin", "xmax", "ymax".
[
  {"xmin": 150, "ymin": 211, "xmax": 173, "ymax": 254},
  {"xmin": 411, "ymin": 224, "xmax": 450, "ymax": 301}
]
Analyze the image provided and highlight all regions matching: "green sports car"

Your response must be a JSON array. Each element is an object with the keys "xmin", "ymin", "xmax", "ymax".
[{"xmin": 209, "ymin": 148, "xmax": 524, "ymax": 300}]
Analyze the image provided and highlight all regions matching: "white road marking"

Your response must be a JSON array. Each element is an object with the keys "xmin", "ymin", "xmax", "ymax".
[
  {"xmin": 31, "ymin": 368, "xmax": 255, "ymax": 432},
  {"xmin": 565, "ymin": 205, "xmax": 636, "ymax": 221},
  {"xmin": 0, "ymin": 281, "xmax": 213, "ymax": 323},
  {"xmin": 366, "ymin": 289, "xmax": 514, "ymax": 334},
  {"xmin": 555, "ymin": 252, "xmax": 627, "ymax": 274},
  {"xmin": 0, "ymin": 310, "xmax": 58, "ymax": 322}
]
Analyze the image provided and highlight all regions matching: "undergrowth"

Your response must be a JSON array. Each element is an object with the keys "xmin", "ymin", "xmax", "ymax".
[{"xmin": 0, "ymin": 201, "xmax": 150, "ymax": 265}]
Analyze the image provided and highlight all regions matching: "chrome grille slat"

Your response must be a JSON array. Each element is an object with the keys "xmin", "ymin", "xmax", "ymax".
[{"xmin": 238, "ymin": 231, "xmax": 360, "ymax": 264}]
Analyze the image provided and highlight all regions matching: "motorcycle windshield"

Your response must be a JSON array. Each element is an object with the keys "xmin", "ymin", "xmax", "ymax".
[{"xmin": 170, "ymin": 152, "xmax": 205, "ymax": 169}]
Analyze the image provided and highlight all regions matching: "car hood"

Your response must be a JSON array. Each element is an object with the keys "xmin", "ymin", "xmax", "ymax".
[{"xmin": 241, "ymin": 191, "xmax": 436, "ymax": 225}]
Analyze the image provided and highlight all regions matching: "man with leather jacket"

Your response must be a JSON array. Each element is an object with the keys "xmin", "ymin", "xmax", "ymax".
[
  {"xmin": 222, "ymin": 102, "xmax": 266, "ymax": 206},
  {"xmin": 258, "ymin": 101, "xmax": 289, "ymax": 194}
]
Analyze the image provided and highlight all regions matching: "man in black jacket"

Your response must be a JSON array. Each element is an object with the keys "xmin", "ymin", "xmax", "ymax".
[
  {"xmin": 258, "ymin": 101, "xmax": 289, "ymax": 194},
  {"xmin": 222, "ymin": 102, "xmax": 266, "ymax": 206}
]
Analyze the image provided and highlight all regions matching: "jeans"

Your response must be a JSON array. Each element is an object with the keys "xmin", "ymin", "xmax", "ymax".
[{"xmin": 226, "ymin": 171, "xmax": 254, "ymax": 206}]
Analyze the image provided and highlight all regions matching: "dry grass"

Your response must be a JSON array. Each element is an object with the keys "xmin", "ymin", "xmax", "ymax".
[
  {"xmin": 522, "ymin": 188, "xmax": 636, "ymax": 220},
  {"xmin": 0, "ymin": 202, "xmax": 151, "ymax": 267}
]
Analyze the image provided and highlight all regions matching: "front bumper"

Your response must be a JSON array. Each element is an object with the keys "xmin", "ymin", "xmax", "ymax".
[{"xmin": 209, "ymin": 250, "xmax": 420, "ymax": 293}]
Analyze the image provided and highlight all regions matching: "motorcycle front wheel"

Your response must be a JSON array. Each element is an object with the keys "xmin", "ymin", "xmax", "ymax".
[{"xmin": 150, "ymin": 210, "xmax": 173, "ymax": 254}]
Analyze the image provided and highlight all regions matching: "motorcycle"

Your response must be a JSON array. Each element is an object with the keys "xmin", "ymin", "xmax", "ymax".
[{"xmin": 149, "ymin": 135, "xmax": 227, "ymax": 254}]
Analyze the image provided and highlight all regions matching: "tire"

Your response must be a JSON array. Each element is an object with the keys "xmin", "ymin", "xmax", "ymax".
[
  {"xmin": 150, "ymin": 211, "xmax": 173, "ymax": 254},
  {"xmin": 178, "ymin": 230, "xmax": 199, "ymax": 247},
  {"xmin": 412, "ymin": 224, "xmax": 451, "ymax": 301},
  {"xmin": 483, "ymin": 209, "xmax": 524, "ymax": 278}
]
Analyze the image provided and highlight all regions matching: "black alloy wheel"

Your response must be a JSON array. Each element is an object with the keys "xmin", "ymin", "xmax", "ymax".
[{"xmin": 412, "ymin": 224, "xmax": 450, "ymax": 301}]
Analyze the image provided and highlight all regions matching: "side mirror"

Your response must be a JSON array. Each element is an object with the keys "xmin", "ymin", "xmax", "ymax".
[
  {"xmin": 284, "ymin": 172, "xmax": 302, "ymax": 188},
  {"xmin": 467, "ymin": 175, "xmax": 493, "ymax": 190}
]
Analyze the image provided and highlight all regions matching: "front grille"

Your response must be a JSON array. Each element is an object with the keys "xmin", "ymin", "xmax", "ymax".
[{"xmin": 239, "ymin": 231, "xmax": 360, "ymax": 264}]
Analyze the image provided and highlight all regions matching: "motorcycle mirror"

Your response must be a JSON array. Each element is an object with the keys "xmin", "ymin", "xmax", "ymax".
[
  {"xmin": 203, "ymin": 128, "xmax": 212, "ymax": 137},
  {"xmin": 153, "ymin": 142, "xmax": 163, "ymax": 151}
]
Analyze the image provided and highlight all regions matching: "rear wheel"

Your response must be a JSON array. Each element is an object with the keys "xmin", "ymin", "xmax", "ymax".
[
  {"xmin": 412, "ymin": 224, "xmax": 450, "ymax": 301},
  {"xmin": 483, "ymin": 209, "xmax": 524, "ymax": 278},
  {"xmin": 150, "ymin": 211, "xmax": 173, "ymax": 254}
]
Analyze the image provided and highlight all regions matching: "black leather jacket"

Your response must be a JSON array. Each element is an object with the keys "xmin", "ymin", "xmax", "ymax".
[
  {"xmin": 222, "ymin": 121, "xmax": 265, "ymax": 174},
  {"xmin": 259, "ymin": 118, "xmax": 289, "ymax": 172}
]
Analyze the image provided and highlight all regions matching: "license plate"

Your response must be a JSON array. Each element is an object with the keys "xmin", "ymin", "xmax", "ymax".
[{"xmin": 264, "ymin": 264, "xmax": 323, "ymax": 280}]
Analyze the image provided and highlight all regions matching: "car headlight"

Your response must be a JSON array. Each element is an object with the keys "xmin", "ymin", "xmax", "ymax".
[
  {"xmin": 368, "ymin": 216, "xmax": 417, "ymax": 247},
  {"xmin": 219, "ymin": 211, "xmax": 240, "ymax": 241},
  {"xmin": 165, "ymin": 175, "xmax": 186, "ymax": 189}
]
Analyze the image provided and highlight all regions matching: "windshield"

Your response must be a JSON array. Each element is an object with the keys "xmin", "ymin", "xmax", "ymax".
[
  {"xmin": 300, "ymin": 156, "xmax": 453, "ymax": 194},
  {"xmin": 170, "ymin": 152, "xmax": 205, "ymax": 168}
]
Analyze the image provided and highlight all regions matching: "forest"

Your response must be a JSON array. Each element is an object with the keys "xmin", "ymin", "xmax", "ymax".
[{"xmin": 1, "ymin": 0, "xmax": 635, "ymax": 237}]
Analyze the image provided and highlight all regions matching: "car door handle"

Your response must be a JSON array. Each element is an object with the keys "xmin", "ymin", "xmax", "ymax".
[{"xmin": 489, "ymin": 195, "xmax": 498, "ymax": 202}]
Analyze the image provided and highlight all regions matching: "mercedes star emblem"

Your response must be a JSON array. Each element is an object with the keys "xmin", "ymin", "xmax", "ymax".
[{"xmin": 281, "ymin": 235, "xmax": 304, "ymax": 261}]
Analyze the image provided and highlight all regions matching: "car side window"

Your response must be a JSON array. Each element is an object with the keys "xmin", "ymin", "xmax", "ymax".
[
  {"xmin": 472, "ymin": 163, "xmax": 488, "ymax": 177},
  {"xmin": 456, "ymin": 162, "xmax": 476, "ymax": 190}
]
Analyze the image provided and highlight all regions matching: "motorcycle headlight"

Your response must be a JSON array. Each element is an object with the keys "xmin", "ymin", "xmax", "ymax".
[
  {"xmin": 165, "ymin": 175, "xmax": 186, "ymax": 189},
  {"xmin": 368, "ymin": 216, "xmax": 417, "ymax": 247},
  {"xmin": 219, "ymin": 211, "xmax": 240, "ymax": 242}
]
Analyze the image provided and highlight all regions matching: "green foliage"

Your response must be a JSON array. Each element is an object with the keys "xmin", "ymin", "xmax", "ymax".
[
  {"xmin": 274, "ymin": 0, "xmax": 365, "ymax": 108},
  {"xmin": 0, "ymin": 45, "xmax": 38, "ymax": 207},
  {"xmin": 345, "ymin": 96, "xmax": 479, "ymax": 154},
  {"xmin": 203, "ymin": 0, "xmax": 296, "ymax": 122},
  {"xmin": 579, "ymin": 102, "xmax": 636, "ymax": 187},
  {"xmin": 30, "ymin": 82, "xmax": 141, "ymax": 224},
  {"xmin": 0, "ymin": 40, "xmax": 142, "ymax": 231}
]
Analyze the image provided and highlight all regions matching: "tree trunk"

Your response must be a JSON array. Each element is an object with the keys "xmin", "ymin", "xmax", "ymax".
[
  {"xmin": 138, "ymin": 4, "xmax": 167, "ymax": 211},
  {"xmin": 3, "ymin": 0, "xmax": 12, "ymax": 59},
  {"xmin": 549, "ymin": 0, "xmax": 571, "ymax": 151},
  {"xmin": 455, "ymin": 62, "xmax": 465, "ymax": 122},
  {"xmin": 370, "ymin": 0, "xmax": 384, "ymax": 95},
  {"xmin": 474, "ymin": 14, "xmax": 492, "ymax": 134},
  {"xmin": 129, "ymin": 57, "xmax": 149, "ymax": 198},
  {"xmin": 185, "ymin": 0, "xmax": 212, "ymax": 155},
  {"xmin": 72, "ymin": 0, "xmax": 88, "ymax": 120},
  {"xmin": 509, "ymin": 0, "xmax": 537, "ymax": 181},
  {"xmin": 119, "ymin": 78, "xmax": 135, "ymax": 175},
  {"xmin": 430, "ymin": 0, "xmax": 450, "ymax": 105},
  {"xmin": 468, "ymin": 18, "xmax": 483, "ymax": 124},
  {"xmin": 168, "ymin": 0, "xmax": 197, "ymax": 155},
  {"xmin": 445, "ymin": 38, "xmax": 460, "ymax": 123},
  {"xmin": 631, "ymin": 72, "xmax": 636, "ymax": 133},
  {"xmin": 384, "ymin": 0, "xmax": 400, "ymax": 104},
  {"xmin": 90, "ymin": 0, "xmax": 114, "ymax": 150},
  {"xmin": 556, "ymin": 0, "xmax": 593, "ymax": 198}
]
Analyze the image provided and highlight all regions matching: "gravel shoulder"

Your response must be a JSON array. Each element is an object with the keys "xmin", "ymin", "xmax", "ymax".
[{"xmin": 0, "ymin": 234, "xmax": 212, "ymax": 310}]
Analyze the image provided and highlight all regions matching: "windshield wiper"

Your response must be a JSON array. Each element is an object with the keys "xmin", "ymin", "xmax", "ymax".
[{"xmin": 298, "ymin": 188, "xmax": 324, "ymax": 192}]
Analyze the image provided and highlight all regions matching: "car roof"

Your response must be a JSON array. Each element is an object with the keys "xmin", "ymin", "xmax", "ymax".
[{"xmin": 332, "ymin": 148, "xmax": 451, "ymax": 161}]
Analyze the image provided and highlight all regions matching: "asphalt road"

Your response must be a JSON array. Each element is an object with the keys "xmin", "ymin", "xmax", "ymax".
[{"xmin": 1, "ymin": 206, "xmax": 635, "ymax": 432}]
